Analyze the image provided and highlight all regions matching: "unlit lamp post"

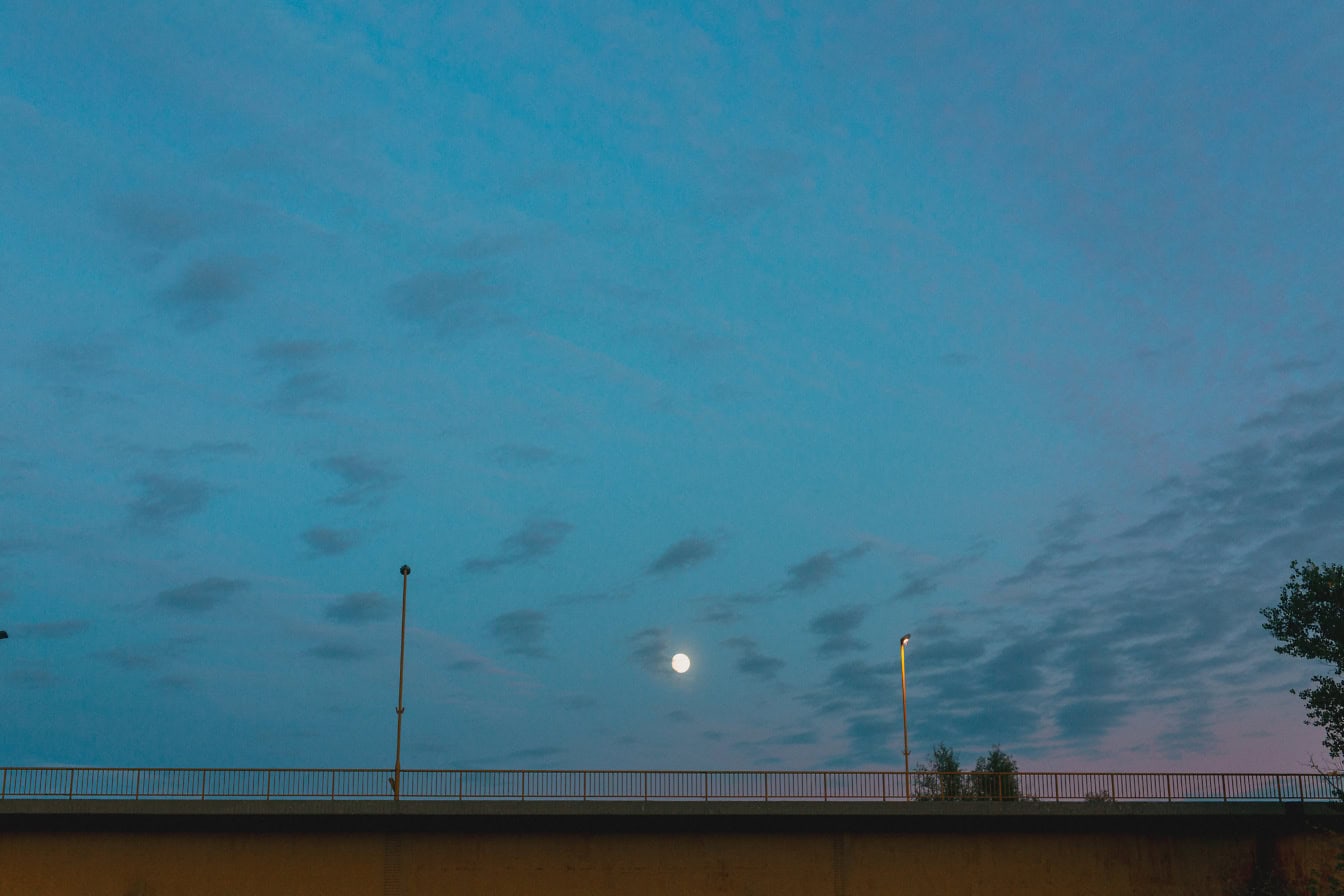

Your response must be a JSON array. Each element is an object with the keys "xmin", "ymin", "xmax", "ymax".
[
  {"xmin": 900, "ymin": 633, "xmax": 911, "ymax": 800},
  {"xmin": 390, "ymin": 564, "xmax": 411, "ymax": 800}
]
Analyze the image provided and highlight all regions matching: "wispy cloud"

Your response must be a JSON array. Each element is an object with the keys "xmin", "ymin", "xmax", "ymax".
[
  {"xmin": 156, "ymin": 577, "xmax": 248, "ymax": 612},
  {"xmin": 255, "ymin": 340, "xmax": 347, "ymax": 415},
  {"xmin": 385, "ymin": 270, "xmax": 506, "ymax": 334},
  {"xmin": 315, "ymin": 455, "xmax": 400, "ymax": 506},
  {"xmin": 489, "ymin": 444, "xmax": 556, "ymax": 468},
  {"xmin": 156, "ymin": 256, "xmax": 254, "ymax": 329},
  {"xmin": 307, "ymin": 642, "xmax": 373, "ymax": 662},
  {"xmin": 781, "ymin": 543, "xmax": 870, "ymax": 592},
  {"xmin": 325, "ymin": 592, "xmax": 394, "ymax": 624},
  {"xmin": 463, "ymin": 519, "xmax": 572, "ymax": 573},
  {"xmin": 302, "ymin": 527, "xmax": 358, "ymax": 557},
  {"xmin": 449, "ymin": 229, "xmax": 543, "ymax": 261},
  {"xmin": 489, "ymin": 609, "xmax": 549, "ymax": 658},
  {"xmin": 629, "ymin": 627, "xmax": 671, "ymax": 675},
  {"xmin": 894, "ymin": 575, "xmax": 937, "ymax": 600},
  {"xmin": 647, "ymin": 536, "xmax": 717, "ymax": 575},
  {"xmin": 808, "ymin": 605, "xmax": 869, "ymax": 657},
  {"xmin": 98, "ymin": 192, "xmax": 203, "ymax": 249},
  {"xmin": 997, "ymin": 500, "xmax": 1094, "ymax": 587},
  {"xmin": 723, "ymin": 636, "xmax": 785, "ymax": 680},
  {"xmin": 97, "ymin": 647, "xmax": 161, "ymax": 671},
  {"xmin": 127, "ymin": 473, "xmax": 211, "ymax": 529},
  {"xmin": 152, "ymin": 441, "xmax": 250, "ymax": 463},
  {"xmin": 15, "ymin": 620, "xmax": 89, "ymax": 639}
]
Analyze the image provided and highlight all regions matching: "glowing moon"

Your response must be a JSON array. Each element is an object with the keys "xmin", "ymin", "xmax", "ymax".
[{"xmin": 671, "ymin": 652, "xmax": 691, "ymax": 674}]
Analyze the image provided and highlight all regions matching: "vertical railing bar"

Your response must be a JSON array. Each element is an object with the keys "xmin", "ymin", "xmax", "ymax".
[
  {"xmin": 201, "ymin": 769, "xmax": 206, "ymax": 801},
  {"xmin": 1276, "ymin": 775, "xmax": 1282, "ymax": 802},
  {"xmin": 583, "ymin": 770, "xmax": 587, "ymax": 801},
  {"xmin": 1166, "ymin": 773, "xmax": 1172, "ymax": 802},
  {"xmin": 1, "ymin": 767, "xmax": 6, "ymax": 800},
  {"xmin": 704, "ymin": 771, "xmax": 708, "ymax": 801},
  {"xmin": 458, "ymin": 770, "xmax": 464, "ymax": 801},
  {"xmin": 68, "ymin": 768, "xmax": 75, "ymax": 800},
  {"xmin": 1221, "ymin": 774, "xmax": 1227, "ymax": 803},
  {"xmin": 1109, "ymin": 773, "xmax": 1115, "ymax": 802},
  {"xmin": 135, "ymin": 769, "xmax": 141, "ymax": 801},
  {"xmin": 331, "ymin": 770, "xmax": 336, "ymax": 800},
  {"xmin": 521, "ymin": 770, "xmax": 526, "ymax": 802}
]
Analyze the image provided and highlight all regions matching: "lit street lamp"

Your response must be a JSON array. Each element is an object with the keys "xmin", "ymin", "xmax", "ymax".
[
  {"xmin": 390, "ymin": 564, "xmax": 411, "ymax": 800},
  {"xmin": 899, "ymin": 633, "xmax": 911, "ymax": 800}
]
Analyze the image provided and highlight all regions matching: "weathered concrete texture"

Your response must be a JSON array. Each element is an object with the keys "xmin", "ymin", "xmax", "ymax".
[{"xmin": 2, "ymin": 801, "xmax": 1341, "ymax": 895}]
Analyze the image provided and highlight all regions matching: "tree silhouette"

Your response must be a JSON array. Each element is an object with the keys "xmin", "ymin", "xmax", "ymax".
[{"xmin": 1262, "ymin": 559, "xmax": 1344, "ymax": 758}]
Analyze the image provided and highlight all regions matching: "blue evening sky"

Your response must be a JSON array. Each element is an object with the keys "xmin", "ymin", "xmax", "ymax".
[{"xmin": 2, "ymin": 2, "xmax": 1341, "ymax": 772}]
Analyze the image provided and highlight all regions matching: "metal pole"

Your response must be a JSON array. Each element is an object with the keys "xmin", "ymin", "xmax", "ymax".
[
  {"xmin": 899, "ymin": 634, "xmax": 911, "ymax": 800},
  {"xmin": 392, "ymin": 565, "xmax": 411, "ymax": 801}
]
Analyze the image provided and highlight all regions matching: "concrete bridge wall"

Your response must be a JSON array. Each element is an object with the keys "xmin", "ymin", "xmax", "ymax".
[{"xmin": 2, "ymin": 800, "xmax": 1339, "ymax": 895}]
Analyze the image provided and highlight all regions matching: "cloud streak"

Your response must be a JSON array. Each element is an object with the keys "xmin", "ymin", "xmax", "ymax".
[
  {"xmin": 647, "ymin": 536, "xmax": 716, "ymax": 575},
  {"xmin": 156, "ymin": 256, "xmax": 253, "ymax": 329},
  {"xmin": 315, "ymin": 455, "xmax": 400, "ymax": 507},
  {"xmin": 489, "ymin": 609, "xmax": 549, "ymax": 658},
  {"xmin": 325, "ymin": 592, "xmax": 393, "ymax": 624},
  {"xmin": 781, "ymin": 543, "xmax": 871, "ymax": 592},
  {"xmin": 463, "ymin": 519, "xmax": 572, "ymax": 573},
  {"xmin": 127, "ymin": 474, "xmax": 211, "ymax": 529},
  {"xmin": 156, "ymin": 577, "xmax": 248, "ymax": 612}
]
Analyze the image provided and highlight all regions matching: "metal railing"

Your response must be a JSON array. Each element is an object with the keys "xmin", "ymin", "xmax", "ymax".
[{"xmin": 0, "ymin": 768, "xmax": 1338, "ymax": 802}]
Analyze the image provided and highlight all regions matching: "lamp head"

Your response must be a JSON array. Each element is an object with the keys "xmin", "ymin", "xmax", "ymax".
[{"xmin": 899, "ymin": 633, "xmax": 911, "ymax": 647}]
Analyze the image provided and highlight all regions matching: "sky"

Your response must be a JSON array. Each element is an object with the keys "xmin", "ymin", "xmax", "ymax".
[{"xmin": 1, "ymin": 2, "xmax": 1342, "ymax": 775}]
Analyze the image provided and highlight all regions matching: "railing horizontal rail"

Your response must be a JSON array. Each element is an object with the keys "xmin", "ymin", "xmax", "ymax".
[{"xmin": 0, "ymin": 768, "xmax": 1337, "ymax": 803}]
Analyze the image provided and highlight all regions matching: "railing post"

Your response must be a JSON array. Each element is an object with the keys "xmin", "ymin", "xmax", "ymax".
[
  {"xmin": 331, "ymin": 770, "xmax": 336, "ymax": 800},
  {"xmin": 583, "ymin": 771, "xmax": 587, "ymax": 801},
  {"xmin": 69, "ymin": 768, "xmax": 75, "ymax": 800},
  {"xmin": 882, "ymin": 771, "xmax": 887, "ymax": 802},
  {"xmin": 824, "ymin": 773, "xmax": 829, "ymax": 802},
  {"xmin": 704, "ymin": 772, "xmax": 708, "ymax": 801},
  {"xmin": 266, "ymin": 770, "xmax": 271, "ymax": 801},
  {"xmin": 1221, "ymin": 774, "xmax": 1227, "ymax": 803},
  {"xmin": 1166, "ymin": 773, "xmax": 1172, "ymax": 802},
  {"xmin": 521, "ymin": 770, "xmax": 527, "ymax": 802},
  {"xmin": 458, "ymin": 770, "xmax": 463, "ymax": 801},
  {"xmin": 1299, "ymin": 774, "xmax": 1305, "ymax": 802},
  {"xmin": 1109, "ymin": 773, "xmax": 1115, "ymax": 802},
  {"xmin": 135, "ymin": 769, "xmax": 141, "ymax": 801},
  {"xmin": 1276, "ymin": 775, "xmax": 1283, "ymax": 802},
  {"xmin": 201, "ymin": 769, "xmax": 206, "ymax": 800},
  {"xmin": 1053, "ymin": 773, "xmax": 1059, "ymax": 802},
  {"xmin": 763, "ymin": 772, "xmax": 769, "ymax": 802},
  {"xmin": 643, "ymin": 771, "xmax": 648, "ymax": 801},
  {"xmin": 4, "ymin": 767, "xmax": 8, "ymax": 800}
]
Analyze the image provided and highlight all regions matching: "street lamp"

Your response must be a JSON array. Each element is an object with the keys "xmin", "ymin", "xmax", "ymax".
[
  {"xmin": 899, "ymin": 633, "xmax": 911, "ymax": 800},
  {"xmin": 390, "ymin": 564, "xmax": 411, "ymax": 800}
]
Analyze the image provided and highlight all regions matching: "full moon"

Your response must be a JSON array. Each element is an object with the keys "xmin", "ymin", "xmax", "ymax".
[{"xmin": 671, "ymin": 653, "xmax": 691, "ymax": 674}]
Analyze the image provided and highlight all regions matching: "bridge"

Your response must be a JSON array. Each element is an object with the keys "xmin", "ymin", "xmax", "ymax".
[{"xmin": 3, "ymin": 767, "xmax": 1341, "ymax": 895}]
